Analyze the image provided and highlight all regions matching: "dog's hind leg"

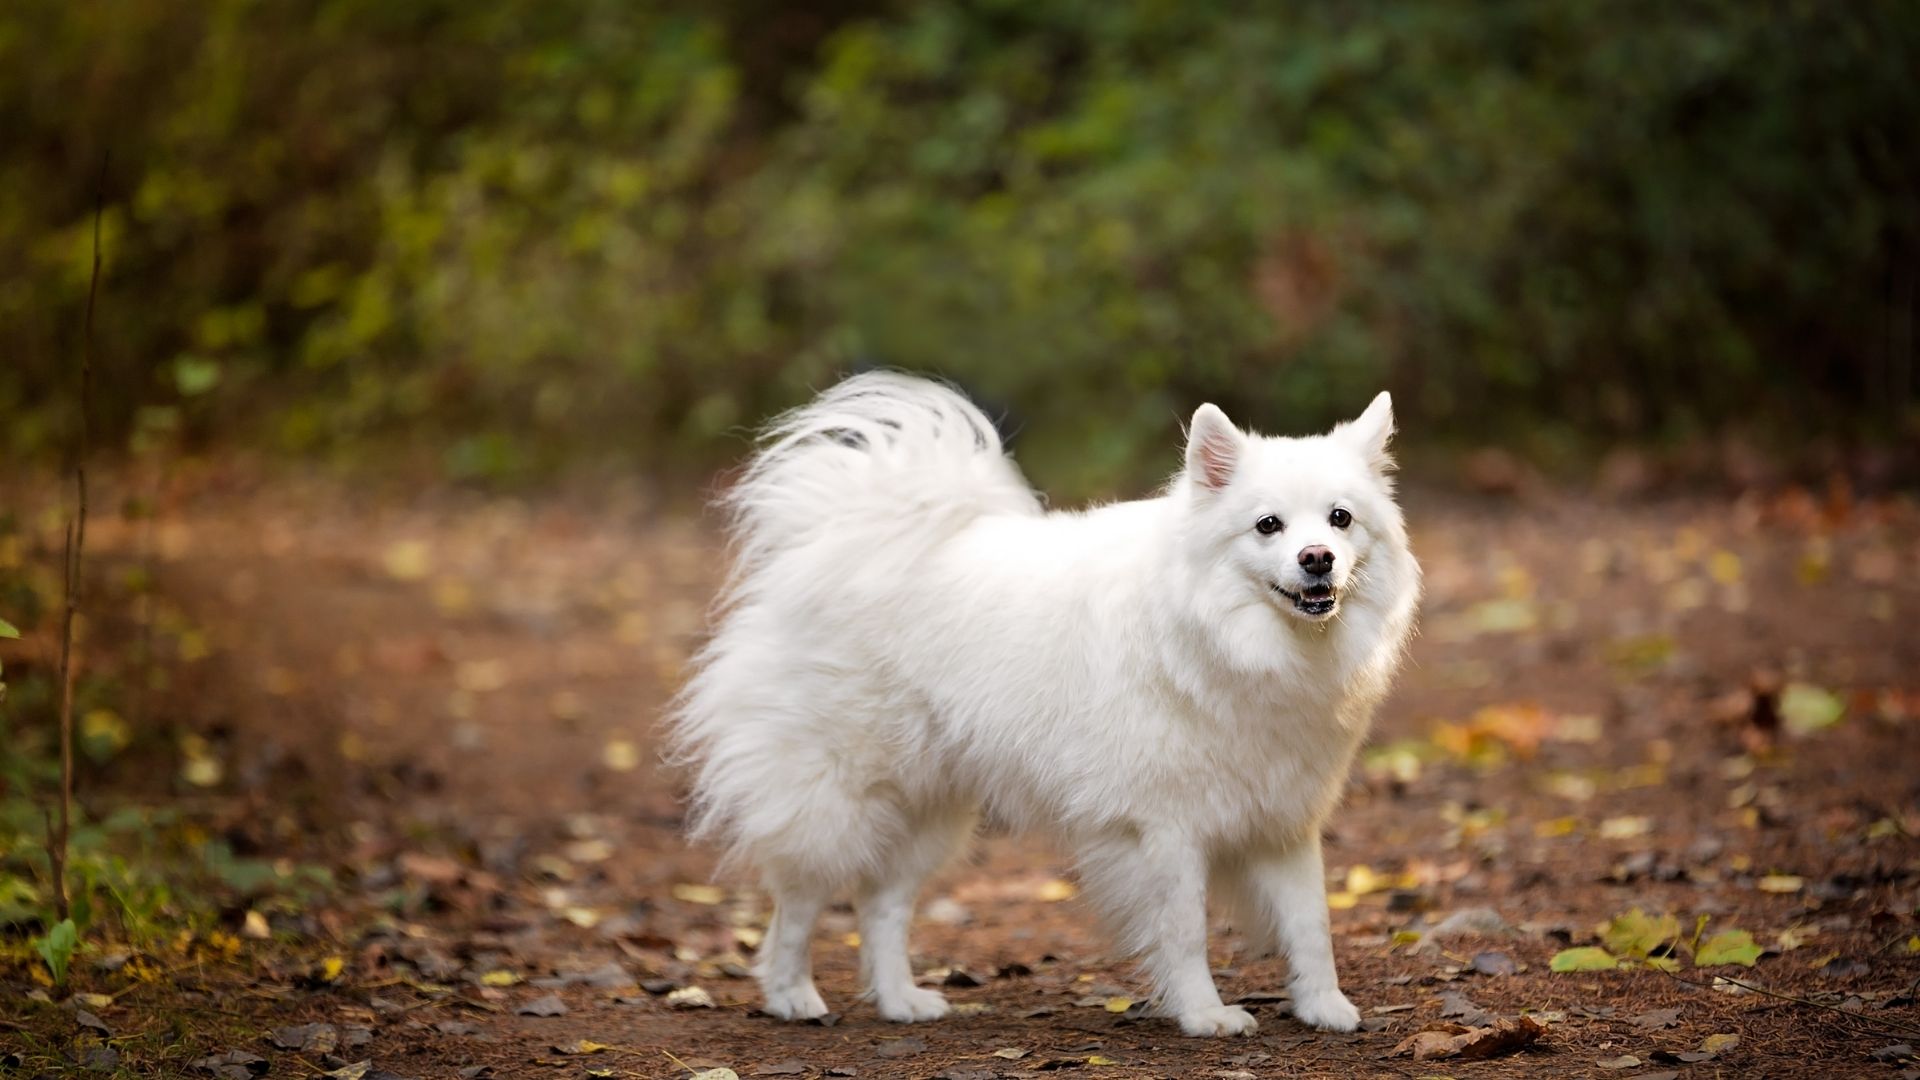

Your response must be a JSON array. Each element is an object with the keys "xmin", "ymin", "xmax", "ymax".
[
  {"xmin": 856, "ymin": 808, "xmax": 973, "ymax": 1023},
  {"xmin": 756, "ymin": 878, "xmax": 831, "ymax": 1020}
]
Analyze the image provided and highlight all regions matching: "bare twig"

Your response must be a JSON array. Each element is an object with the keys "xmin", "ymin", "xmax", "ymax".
[
  {"xmin": 1649, "ymin": 963, "xmax": 1920, "ymax": 1040},
  {"xmin": 51, "ymin": 156, "xmax": 106, "ymax": 924}
]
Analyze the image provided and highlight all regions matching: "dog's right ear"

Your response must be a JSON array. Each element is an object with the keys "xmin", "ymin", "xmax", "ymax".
[{"xmin": 1186, "ymin": 404, "xmax": 1243, "ymax": 492}]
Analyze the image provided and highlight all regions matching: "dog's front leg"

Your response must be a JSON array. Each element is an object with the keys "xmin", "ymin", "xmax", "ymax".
[
  {"xmin": 1244, "ymin": 835, "xmax": 1360, "ymax": 1031},
  {"xmin": 1079, "ymin": 829, "xmax": 1255, "ymax": 1037}
]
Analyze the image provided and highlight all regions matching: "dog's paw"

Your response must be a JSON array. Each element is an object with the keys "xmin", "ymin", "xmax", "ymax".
[
  {"xmin": 1290, "ymin": 990, "xmax": 1360, "ymax": 1032},
  {"xmin": 762, "ymin": 983, "xmax": 830, "ymax": 1021},
  {"xmin": 1177, "ymin": 1004, "xmax": 1259, "ymax": 1037},
  {"xmin": 875, "ymin": 986, "xmax": 950, "ymax": 1023}
]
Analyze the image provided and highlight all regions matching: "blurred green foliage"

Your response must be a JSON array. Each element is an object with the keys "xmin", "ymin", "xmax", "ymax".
[{"xmin": 4, "ymin": 1, "xmax": 1917, "ymax": 489}]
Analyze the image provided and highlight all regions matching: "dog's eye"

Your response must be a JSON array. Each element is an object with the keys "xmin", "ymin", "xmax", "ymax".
[
  {"xmin": 1254, "ymin": 515, "xmax": 1283, "ymax": 535},
  {"xmin": 1329, "ymin": 508, "xmax": 1352, "ymax": 529}
]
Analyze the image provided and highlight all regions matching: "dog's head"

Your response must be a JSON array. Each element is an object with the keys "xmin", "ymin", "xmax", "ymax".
[{"xmin": 1181, "ymin": 393, "xmax": 1402, "ymax": 625}]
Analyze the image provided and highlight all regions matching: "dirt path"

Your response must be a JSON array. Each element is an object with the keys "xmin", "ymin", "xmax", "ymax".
[{"xmin": 41, "ymin": 467, "xmax": 1920, "ymax": 1077}]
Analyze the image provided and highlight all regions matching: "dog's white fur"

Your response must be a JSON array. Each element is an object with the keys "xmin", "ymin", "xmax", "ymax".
[{"xmin": 669, "ymin": 373, "xmax": 1420, "ymax": 1037}]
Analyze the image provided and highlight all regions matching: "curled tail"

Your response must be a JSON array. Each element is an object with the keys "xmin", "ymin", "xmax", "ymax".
[
  {"xmin": 722, "ymin": 371, "xmax": 1041, "ymax": 590},
  {"xmin": 667, "ymin": 372, "xmax": 1040, "ymax": 862}
]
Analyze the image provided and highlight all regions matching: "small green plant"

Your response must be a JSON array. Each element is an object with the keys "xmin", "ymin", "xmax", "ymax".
[{"xmin": 32, "ymin": 917, "xmax": 76, "ymax": 983}]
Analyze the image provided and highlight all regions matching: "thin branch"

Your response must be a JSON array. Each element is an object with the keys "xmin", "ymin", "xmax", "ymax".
[
  {"xmin": 1649, "ymin": 963, "xmax": 1920, "ymax": 1040},
  {"xmin": 51, "ymin": 155, "xmax": 106, "ymax": 925}
]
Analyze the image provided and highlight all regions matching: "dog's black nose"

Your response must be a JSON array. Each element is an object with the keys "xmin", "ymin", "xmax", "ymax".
[{"xmin": 1297, "ymin": 545, "xmax": 1335, "ymax": 575}]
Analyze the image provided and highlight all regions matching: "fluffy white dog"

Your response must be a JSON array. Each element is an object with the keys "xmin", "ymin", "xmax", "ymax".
[{"xmin": 670, "ymin": 373, "xmax": 1420, "ymax": 1037}]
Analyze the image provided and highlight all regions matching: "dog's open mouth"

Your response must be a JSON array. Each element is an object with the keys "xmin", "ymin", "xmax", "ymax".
[{"xmin": 1273, "ymin": 581, "xmax": 1338, "ymax": 616}]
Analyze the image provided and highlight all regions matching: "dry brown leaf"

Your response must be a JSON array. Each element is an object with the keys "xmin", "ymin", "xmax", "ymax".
[{"xmin": 1392, "ymin": 1016, "xmax": 1546, "ymax": 1061}]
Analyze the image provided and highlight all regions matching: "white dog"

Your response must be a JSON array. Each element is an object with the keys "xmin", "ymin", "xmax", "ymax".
[{"xmin": 670, "ymin": 373, "xmax": 1419, "ymax": 1037}]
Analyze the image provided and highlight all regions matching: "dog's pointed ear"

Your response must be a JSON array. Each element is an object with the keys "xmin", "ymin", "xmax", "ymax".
[
  {"xmin": 1335, "ymin": 391, "xmax": 1395, "ymax": 472},
  {"xmin": 1186, "ymin": 404, "xmax": 1243, "ymax": 491}
]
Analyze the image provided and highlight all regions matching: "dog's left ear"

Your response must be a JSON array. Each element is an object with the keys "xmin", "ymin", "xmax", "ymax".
[{"xmin": 1334, "ymin": 392, "xmax": 1395, "ymax": 473}]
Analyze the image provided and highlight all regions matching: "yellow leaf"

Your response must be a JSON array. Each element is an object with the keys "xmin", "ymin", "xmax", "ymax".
[
  {"xmin": 480, "ymin": 970, "xmax": 521, "ymax": 987},
  {"xmin": 1036, "ymin": 878, "xmax": 1078, "ymax": 902},
  {"xmin": 603, "ymin": 739, "xmax": 640, "ymax": 772},
  {"xmin": 1757, "ymin": 874, "xmax": 1804, "ymax": 894},
  {"xmin": 1599, "ymin": 816, "xmax": 1651, "ymax": 840},
  {"xmin": 1904, "ymin": 936, "xmax": 1920, "ymax": 955},
  {"xmin": 1103, "ymin": 996, "xmax": 1132, "ymax": 1013},
  {"xmin": 1087, "ymin": 1055, "xmax": 1119, "ymax": 1066},
  {"xmin": 1326, "ymin": 890, "xmax": 1358, "ymax": 910},
  {"xmin": 1774, "ymin": 927, "xmax": 1816, "ymax": 952},
  {"xmin": 1534, "ymin": 816, "xmax": 1580, "ymax": 838},
  {"xmin": 241, "ymin": 910, "xmax": 271, "ymax": 939},
  {"xmin": 383, "ymin": 540, "xmax": 432, "ymax": 581},
  {"xmin": 318, "ymin": 956, "xmax": 345, "ymax": 983},
  {"xmin": 672, "ymin": 883, "xmax": 726, "ymax": 905},
  {"xmin": 1707, "ymin": 550, "xmax": 1743, "ymax": 585},
  {"xmin": 1701, "ymin": 1033, "xmax": 1740, "ymax": 1054},
  {"xmin": 1345, "ymin": 865, "xmax": 1389, "ymax": 895}
]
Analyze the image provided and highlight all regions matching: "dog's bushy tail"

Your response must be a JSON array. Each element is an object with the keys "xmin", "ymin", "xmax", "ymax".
[
  {"xmin": 667, "ymin": 372, "xmax": 1039, "ymax": 865},
  {"xmin": 722, "ymin": 371, "xmax": 1040, "ymax": 597}
]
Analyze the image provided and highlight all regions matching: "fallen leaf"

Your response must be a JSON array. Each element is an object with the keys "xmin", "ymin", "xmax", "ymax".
[
  {"xmin": 321, "ymin": 1064, "xmax": 371, "ymax": 1080},
  {"xmin": 1629, "ymin": 1007, "xmax": 1682, "ymax": 1030},
  {"xmin": 1701, "ymin": 1033, "xmax": 1740, "ymax": 1054},
  {"xmin": 1470, "ymin": 950, "xmax": 1518, "ymax": 976},
  {"xmin": 1780, "ymin": 682, "xmax": 1844, "ymax": 736},
  {"xmin": 1599, "ymin": 816, "xmax": 1651, "ymax": 840},
  {"xmin": 191, "ymin": 1050, "xmax": 270, "ymax": 1079},
  {"xmin": 991, "ymin": 1048, "xmax": 1030, "ymax": 1059},
  {"xmin": 1391, "ymin": 1016, "xmax": 1545, "ymax": 1061},
  {"xmin": 479, "ymin": 970, "xmax": 520, "ymax": 987},
  {"xmin": 1695, "ymin": 930, "xmax": 1762, "ymax": 968},
  {"xmin": 667, "ymin": 986, "xmax": 715, "ymax": 1009},
  {"xmin": 1036, "ymin": 878, "xmax": 1077, "ymax": 902},
  {"xmin": 875, "ymin": 1037, "xmax": 927, "ymax": 1059},
  {"xmin": 603, "ymin": 739, "xmax": 641, "ymax": 772},
  {"xmin": 1103, "ymin": 996, "xmax": 1133, "ymax": 1013},
  {"xmin": 516, "ymin": 994, "xmax": 569, "ymax": 1017},
  {"xmin": 673, "ymin": 883, "xmax": 726, "ymax": 905},
  {"xmin": 552, "ymin": 1040, "xmax": 613, "ymax": 1055},
  {"xmin": 1602, "ymin": 909, "xmax": 1680, "ymax": 958},
  {"xmin": 1757, "ymin": 874, "xmax": 1804, "ymax": 894},
  {"xmin": 272, "ymin": 1023, "xmax": 340, "ymax": 1053},
  {"xmin": 1087, "ymin": 1055, "xmax": 1119, "ymax": 1066},
  {"xmin": 1597, "ymin": 1055, "xmax": 1640, "ymax": 1069},
  {"xmin": 383, "ymin": 541, "xmax": 432, "ymax": 581},
  {"xmin": 1549, "ymin": 947, "xmax": 1617, "ymax": 972},
  {"xmin": 1438, "ymin": 991, "xmax": 1493, "ymax": 1026},
  {"xmin": 753, "ymin": 1063, "xmax": 809, "ymax": 1077}
]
